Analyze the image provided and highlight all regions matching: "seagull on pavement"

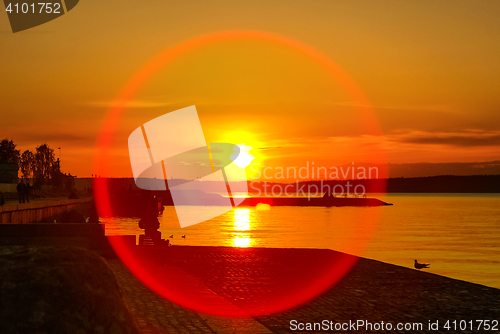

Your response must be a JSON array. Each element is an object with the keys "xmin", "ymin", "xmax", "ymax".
[{"xmin": 414, "ymin": 259, "xmax": 430, "ymax": 270}]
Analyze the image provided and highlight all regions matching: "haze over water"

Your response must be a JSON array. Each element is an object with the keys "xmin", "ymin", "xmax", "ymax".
[{"xmin": 104, "ymin": 194, "xmax": 500, "ymax": 289}]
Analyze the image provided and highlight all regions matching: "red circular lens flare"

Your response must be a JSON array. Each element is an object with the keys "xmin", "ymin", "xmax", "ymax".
[{"xmin": 94, "ymin": 30, "xmax": 387, "ymax": 317}]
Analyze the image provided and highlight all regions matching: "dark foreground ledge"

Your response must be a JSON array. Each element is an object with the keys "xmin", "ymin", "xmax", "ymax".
[
  {"xmin": 0, "ymin": 246, "xmax": 139, "ymax": 334},
  {"xmin": 0, "ymin": 223, "xmax": 106, "ymax": 251}
]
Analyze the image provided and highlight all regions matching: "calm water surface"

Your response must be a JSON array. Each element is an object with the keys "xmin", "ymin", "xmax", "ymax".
[{"xmin": 104, "ymin": 194, "xmax": 500, "ymax": 289}]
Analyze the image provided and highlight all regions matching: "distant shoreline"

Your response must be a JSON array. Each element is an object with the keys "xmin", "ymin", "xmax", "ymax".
[{"xmin": 72, "ymin": 175, "xmax": 500, "ymax": 194}]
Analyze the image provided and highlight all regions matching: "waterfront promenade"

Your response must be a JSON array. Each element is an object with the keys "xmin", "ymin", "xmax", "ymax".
[
  {"xmin": 0, "ymin": 196, "xmax": 94, "ymax": 224},
  {"xmin": 108, "ymin": 246, "xmax": 500, "ymax": 334}
]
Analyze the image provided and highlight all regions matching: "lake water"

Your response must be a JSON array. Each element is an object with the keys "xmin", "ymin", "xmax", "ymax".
[{"xmin": 103, "ymin": 194, "xmax": 500, "ymax": 289}]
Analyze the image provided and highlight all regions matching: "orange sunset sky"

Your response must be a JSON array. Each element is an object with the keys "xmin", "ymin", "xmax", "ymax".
[{"xmin": 1, "ymin": 1, "xmax": 499, "ymax": 179}]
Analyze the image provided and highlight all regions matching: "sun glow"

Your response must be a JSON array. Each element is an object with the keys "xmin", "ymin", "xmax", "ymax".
[
  {"xmin": 231, "ymin": 144, "xmax": 255, "ymax": 168},
  {"xmin": 217, "ymin": 130, "xmax": 264, "ymax": 164},
  {"xmin": 218, "ymin": 130, "xmax": 258, "ymax": 147}
]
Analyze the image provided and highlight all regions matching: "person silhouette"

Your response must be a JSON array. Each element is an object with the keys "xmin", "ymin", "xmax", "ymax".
[{"xmin": 17, "ymin": 179, "xmax": 25, "ymax": 204}]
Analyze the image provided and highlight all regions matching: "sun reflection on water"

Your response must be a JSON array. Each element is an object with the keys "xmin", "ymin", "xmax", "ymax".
[
  {"xmin": 233, "ymin": 208, "xmax": 251, "ymax": 231},
  {"xmin": 232, "ymin": 237, "xmax": 252, "ymax": 247},
  {"xmin": 231, "ymin": 208, "xmax": 253, "ymax": 247}
]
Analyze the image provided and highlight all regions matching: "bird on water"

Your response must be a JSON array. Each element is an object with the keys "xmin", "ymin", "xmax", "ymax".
[{"xmin": 414, "ymin": 259, "xmax": 430, "ymax": 270}]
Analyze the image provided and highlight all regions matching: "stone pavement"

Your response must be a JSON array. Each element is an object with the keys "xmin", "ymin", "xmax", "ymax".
[
  {"xmin": 108, "ymin": 259, "xmax": 272, "ymax": 334},
  {"xmin": 108, "ymin": 246, "xmax": 500, "ymax": 334},
  {"xmin": 254, "ymin": 256, "xmax": 500, "ymax": 333}
]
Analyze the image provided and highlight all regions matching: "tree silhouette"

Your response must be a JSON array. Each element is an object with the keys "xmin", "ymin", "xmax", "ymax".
[
  {"xmin": 20, "ymin": 150, "xmax": 35, "ymax": 179},
  {"xmin": 0, "ymin": 138, "xmax": 20, "ymax": 164},
  {"xmin": 34, "ymin": 144, "xmax": 55, "ymax": 182}
]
